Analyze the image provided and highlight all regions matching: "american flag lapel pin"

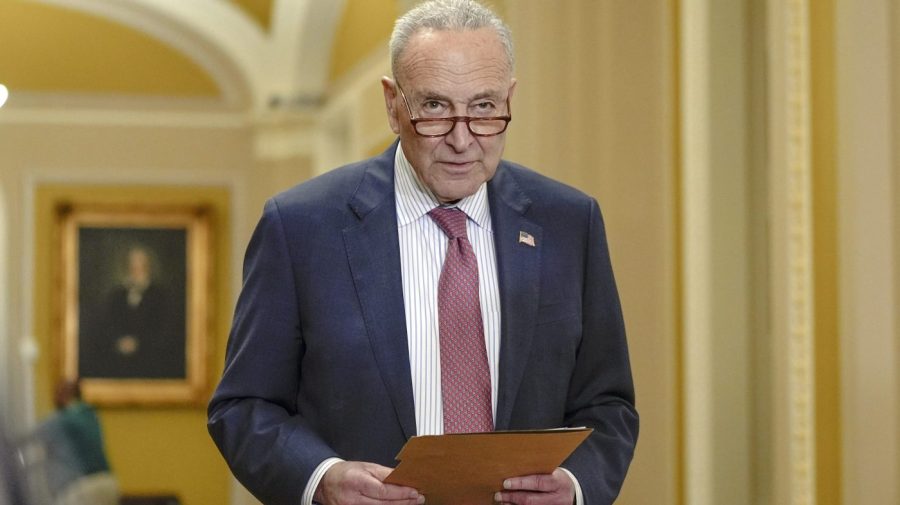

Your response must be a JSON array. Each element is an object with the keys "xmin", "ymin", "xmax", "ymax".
[{"xmin": 518, "ymin": 231, "xmax": 536, "ymax": 247}]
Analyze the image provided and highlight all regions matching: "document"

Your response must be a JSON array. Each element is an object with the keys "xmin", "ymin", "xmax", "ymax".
[{"xmin": 383, "ymin": 427, "xmax": 592, "ymax": 505}]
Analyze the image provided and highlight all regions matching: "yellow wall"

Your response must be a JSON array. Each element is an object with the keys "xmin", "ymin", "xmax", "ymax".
[{"xmin": 33, "ymin": 185, "xmax": 233, "ymax": 505}]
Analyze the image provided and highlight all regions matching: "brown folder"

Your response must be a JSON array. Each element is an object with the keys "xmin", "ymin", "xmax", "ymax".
[{"xmin": 383, "ymin": 427, "xmax": 592, "ymax": 505}]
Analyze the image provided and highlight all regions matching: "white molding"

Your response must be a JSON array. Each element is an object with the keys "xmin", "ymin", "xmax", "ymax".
[
  {"xmin": 0, "ymin": 92, "xmax": 248, "ymax": 128},
  {"xmin": 0, "ymin": 108, "xmax": 247, "ymax": 129},
  {"xmin": 784, "ymin": 1, "xmax": 816, "ymax": 503},
  {"xmin": 16, "ymin": 173, "xmax": 38, "ymax": 432},
  {"xmin": 680, "ymin": 3, "xmax": 713, "ymax": 504},
  {"xmin": 767, "ymin": 0, "xmax": 817, "ymax": 503},
  {"xmin": 269, "ymin": 0, "xmax": 346, "ymax": 102}
]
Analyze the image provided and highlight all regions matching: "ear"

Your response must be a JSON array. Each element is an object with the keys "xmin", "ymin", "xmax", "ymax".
[
  {"xmin": 507, "ymin": 78, "xmax": 517, "ymax": 103},
  {"xmin": 381, "ymin": 76, "xmax": 401, "ymax": 134}
]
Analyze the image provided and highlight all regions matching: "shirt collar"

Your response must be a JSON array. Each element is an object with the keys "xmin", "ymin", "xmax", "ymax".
[{"xmin": 394, "ymin": 142, "xmax": 492, "ymax": 231}]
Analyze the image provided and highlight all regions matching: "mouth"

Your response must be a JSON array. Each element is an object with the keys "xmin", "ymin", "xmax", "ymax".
[{"xmin": 438, "ymin": 160, "xmax": 477, "ymax": 170}]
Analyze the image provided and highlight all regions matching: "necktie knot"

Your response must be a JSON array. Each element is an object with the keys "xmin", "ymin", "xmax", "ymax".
[{"xmin": 428, "ymin": 207, "xmax": 468, "ymax": 240}]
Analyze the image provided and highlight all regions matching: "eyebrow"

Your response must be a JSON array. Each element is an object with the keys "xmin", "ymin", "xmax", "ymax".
[{"xmin": 416, "ymin": 89, "xmax": 504, "ymax": 103}]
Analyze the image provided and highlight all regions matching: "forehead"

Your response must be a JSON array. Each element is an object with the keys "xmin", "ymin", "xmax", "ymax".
[{"xmin": 398, "ymin": 28, "xmax": 511, "ymax": 98}]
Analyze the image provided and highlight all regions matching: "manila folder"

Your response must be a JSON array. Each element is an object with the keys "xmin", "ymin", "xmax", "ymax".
[{"xmin": 383, "ymin": 427, "xmax": 592, "ymax": 505}]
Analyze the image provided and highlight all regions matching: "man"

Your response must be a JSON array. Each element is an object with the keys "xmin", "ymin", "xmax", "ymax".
[{"xmin": 208, "ymin": 1, "xmax": 638, "ymax": 504}]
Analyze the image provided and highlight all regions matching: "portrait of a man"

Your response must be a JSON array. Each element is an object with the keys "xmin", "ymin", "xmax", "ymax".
[{"xmin": 76, "ymin": 228, "xmax": 187, "ymax": 380}]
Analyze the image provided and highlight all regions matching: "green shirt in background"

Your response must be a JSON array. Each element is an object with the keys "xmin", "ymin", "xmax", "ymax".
[{"xmin": 37, "ymin": 401, "xmax": 111, "ymax": 495}]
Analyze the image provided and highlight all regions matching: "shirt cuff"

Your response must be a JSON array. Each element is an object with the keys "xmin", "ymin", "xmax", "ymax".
[
  {"xmin": 301, "ymin": 457, "xmax": 344, "ymax": 505},
  {"xmin": 559, "ymin": 467, "xmax": 584, "ymax": 505}
]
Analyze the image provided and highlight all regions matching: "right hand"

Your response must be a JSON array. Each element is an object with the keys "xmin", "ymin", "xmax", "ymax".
[{"xmin": 314, "ymin": 461, "xmax": 424, "ymax": 505}]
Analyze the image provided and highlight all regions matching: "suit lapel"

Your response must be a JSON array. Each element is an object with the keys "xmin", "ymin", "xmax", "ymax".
[
  {"xmin": 488, "ymin": 165, "xmax": 542, "ymax": 430},
  {"xmin": 343, "ymin": 144, "xmax": 417, "ymax": 439}
]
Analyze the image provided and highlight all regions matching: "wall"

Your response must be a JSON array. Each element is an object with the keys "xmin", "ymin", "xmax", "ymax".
[{"xmin": 836, "ymin": 0, "xmax": 900, "ymax": 502}]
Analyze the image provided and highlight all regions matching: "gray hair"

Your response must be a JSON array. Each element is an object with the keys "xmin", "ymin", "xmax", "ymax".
[{"xmin": 390, "ymin": 0, "xmax": 514, "ymax": 79}]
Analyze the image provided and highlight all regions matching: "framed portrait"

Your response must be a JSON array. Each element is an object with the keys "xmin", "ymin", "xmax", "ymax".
[{"xmin": 56, "ymin": 202, "xmax": 211, "ymax": 406}]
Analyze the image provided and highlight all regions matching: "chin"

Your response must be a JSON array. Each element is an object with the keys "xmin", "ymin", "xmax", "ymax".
[{"xmin": 435, "ymin": 185, "xmax": 478, "ymax": 203}]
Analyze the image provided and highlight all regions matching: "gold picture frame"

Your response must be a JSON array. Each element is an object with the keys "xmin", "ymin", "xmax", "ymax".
[{"xmin": 56, "ymin": 202, "xmax": 211, "ymax": 406}]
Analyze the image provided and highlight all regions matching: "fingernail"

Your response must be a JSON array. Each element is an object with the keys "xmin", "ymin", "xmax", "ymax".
[
  {"xmin": 503, "ymin": 479, "xmax": 511, "ymax": 489},
  {"xmin": 416, "ymin": 495, "xmax": 425, "ymax": 504},
  {"xmin": 494, "ymin": 492, "xmax": 502, "ymax": 502}
]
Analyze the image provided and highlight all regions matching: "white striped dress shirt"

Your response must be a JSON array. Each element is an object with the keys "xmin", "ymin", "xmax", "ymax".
[{"xmin": 393, "ymin": 144, "xmax": 502, "ymax": 436}]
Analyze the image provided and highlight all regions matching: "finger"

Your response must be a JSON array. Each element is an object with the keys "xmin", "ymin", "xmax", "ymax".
[
  {"xmin": 494, "ymin": 490, "xmax": 557, "ymax": 505},
  {"xmin": 354, "ymin": 495, "xmax": 424, "ymax": 505},
  {"xmin": 503, "ymin": 473, "xmax": 560, "ymax": 492},
  {"xmin": 360, "ymin": 482, "xmax": 423, "ymax": 502},
  {"xmin": 356, "ymin": 475, "xmax": 421, "ymax": 502}
]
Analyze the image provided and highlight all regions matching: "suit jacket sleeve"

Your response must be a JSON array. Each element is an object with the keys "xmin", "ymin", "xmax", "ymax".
[
  {"xmin": 561, "ymin": 198, "xmax": 639, "ymax": 504},
  {"xmin": 207, "ymin": 198, "xmax": 337, "ymax": 505}
]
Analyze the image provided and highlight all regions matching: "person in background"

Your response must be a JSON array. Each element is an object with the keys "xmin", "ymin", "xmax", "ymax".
[
  {"xmin": 209, "ymin": 1, "xmax": 638, "ymax": 504},
  {"xmin": 33, "ymin": 379, "xmax": 118, "ymax": 505}
]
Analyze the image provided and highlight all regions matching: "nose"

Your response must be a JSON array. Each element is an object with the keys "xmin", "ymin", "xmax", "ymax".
[{"xmin": 444, "ymin": 119, "xmax": 473, "ymax": 152}]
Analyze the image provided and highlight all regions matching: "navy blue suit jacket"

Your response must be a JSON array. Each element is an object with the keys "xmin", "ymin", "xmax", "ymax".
[{"xmin": 208, "ymin": 142, "xmax": 638, "ymax": 504}]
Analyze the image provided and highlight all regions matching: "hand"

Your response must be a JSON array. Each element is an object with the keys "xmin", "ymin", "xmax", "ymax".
[
  {"xmin": 314, "ymin": 461, "xmax": 424, "ymax": 505},
  {"xmin": 493, "ymin": 468, "xmax": 575, "ymax": 505}
]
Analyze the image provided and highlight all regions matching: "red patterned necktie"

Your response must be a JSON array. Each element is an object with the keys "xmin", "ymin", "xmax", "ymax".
[{"xmin": 428, "ymin": 207, "xmax": 494, "ymax": 434}]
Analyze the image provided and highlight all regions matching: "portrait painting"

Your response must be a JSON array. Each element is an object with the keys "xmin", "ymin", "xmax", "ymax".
[{"xmin": 57, "ymin": 202, "xmax": 211, "ymax": 406}]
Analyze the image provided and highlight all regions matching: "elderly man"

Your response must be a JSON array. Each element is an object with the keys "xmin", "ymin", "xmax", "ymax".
[{"xmin": 208, "ymin": 1, "xmax": 638, "ymax": 504}]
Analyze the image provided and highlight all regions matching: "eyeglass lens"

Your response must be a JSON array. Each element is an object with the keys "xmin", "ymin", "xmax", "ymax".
[{"xmin": 415, "ymin": 118, "xmax": 509, "ymax": 136}]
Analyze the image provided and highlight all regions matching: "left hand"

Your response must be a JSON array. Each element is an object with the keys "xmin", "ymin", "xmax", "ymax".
[{"xmin": 493, "ymin": 468, "xmax": 575, "ymax": 505}]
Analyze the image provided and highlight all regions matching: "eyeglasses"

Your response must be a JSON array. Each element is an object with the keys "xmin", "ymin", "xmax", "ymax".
[{"xmin": 396, "ymin": 84, "xmax": 511, "ymax": 137}]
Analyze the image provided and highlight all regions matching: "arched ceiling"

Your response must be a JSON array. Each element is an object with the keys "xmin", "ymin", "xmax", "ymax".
[
  {"xmin": 0, "ymin": 0, "xmax": 397, "ymax": 112},
  {"xmin": 0, "ymin": 1, "xmax": 220, "ymax": 97}
]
